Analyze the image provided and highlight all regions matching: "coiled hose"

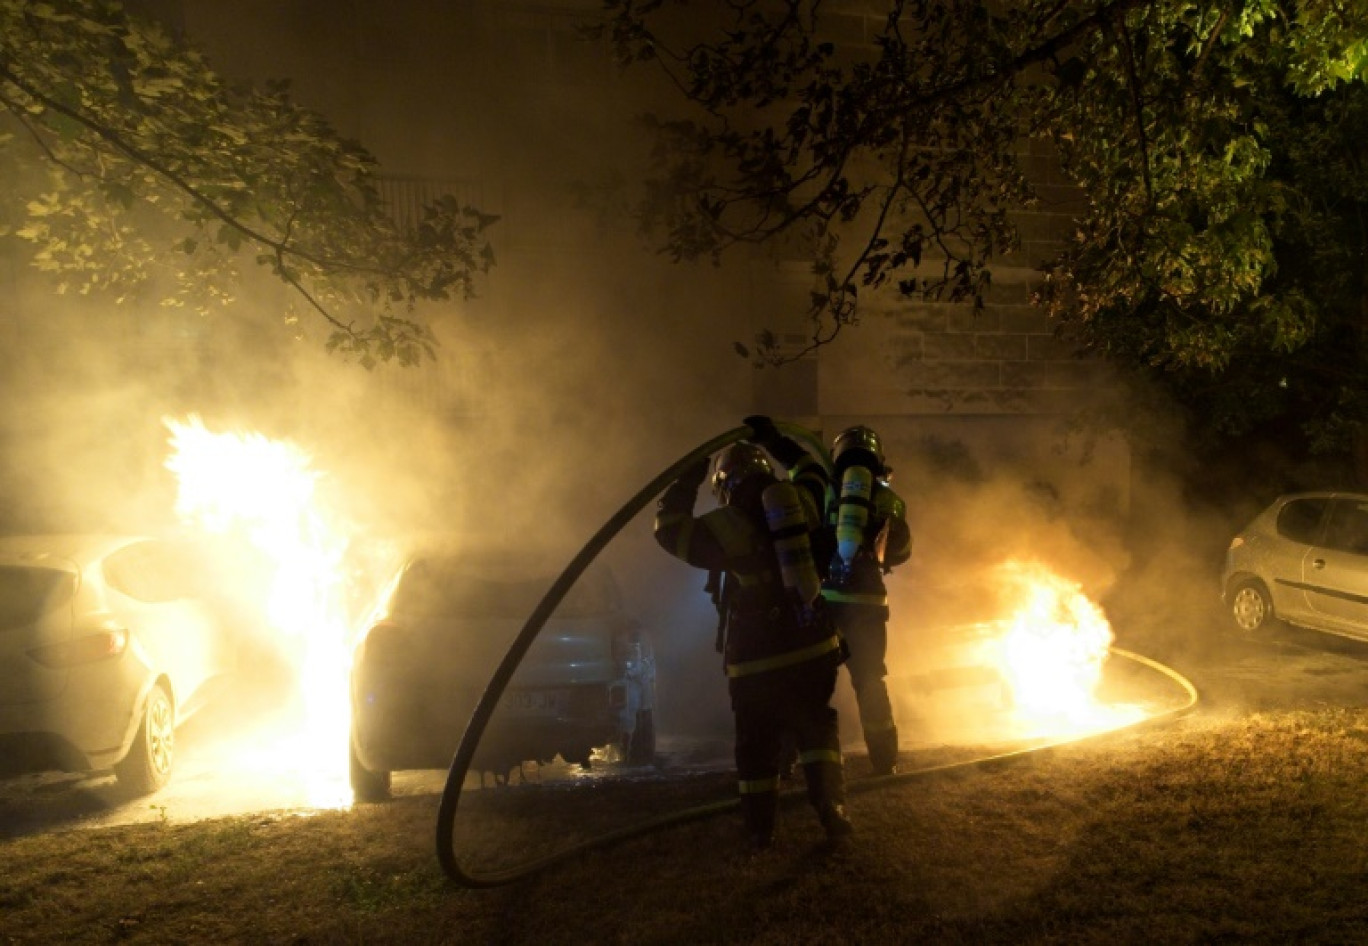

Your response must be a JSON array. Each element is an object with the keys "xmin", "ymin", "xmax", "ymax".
[{"xmin": 434, "ymin": 428, "xmax": 1201, "ymax": 887}]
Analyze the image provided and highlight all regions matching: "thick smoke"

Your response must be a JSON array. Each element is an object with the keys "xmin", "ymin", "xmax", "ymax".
[{"xmin": 0, "ymin": 0, "xmax": 1285, "ymax": 789}]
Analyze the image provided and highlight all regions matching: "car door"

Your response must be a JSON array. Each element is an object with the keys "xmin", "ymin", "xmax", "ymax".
[
  {"xmin": 1261, "ymin": 495, "xmax": 1329, "ymax": 626},
  {"xmin": 1301, "ymin": 497, "xmax": 1368, "ymax": 638}
]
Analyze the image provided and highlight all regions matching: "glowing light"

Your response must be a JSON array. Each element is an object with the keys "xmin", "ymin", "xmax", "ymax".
[
  {"xmin": 993, "ymin": 560, "xmax": 1144, "ymax": 737},
  {"xmin": 164, "ymin": 414, "xmax": 352, "ymax": 808}
]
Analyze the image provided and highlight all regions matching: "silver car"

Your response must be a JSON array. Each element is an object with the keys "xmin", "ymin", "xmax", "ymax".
[
  {"xmin": 1222, "ymin": 491, "xmax": 1368, "ymax": 639},
  {"xmin": 0, "ymin": 535, "xmax": 237, "ymax": 793},
  {"xmin": 348, "ymin": 550, "xmax": 657, "ymax": 801}
]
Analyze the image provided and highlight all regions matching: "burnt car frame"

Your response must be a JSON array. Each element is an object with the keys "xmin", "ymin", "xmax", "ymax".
[{"xmin": 348, "ymin": 549, "xmax": 656, "ymax": 801}]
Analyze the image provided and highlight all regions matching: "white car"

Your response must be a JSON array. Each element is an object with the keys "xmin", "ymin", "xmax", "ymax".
[
  {"xmin": 1222, "ymin": 491, "xmax": 1368, "ymax": 639},
  {"xmin": 0, "ymin": 535, "xmax": 237, "ymax": 793}
]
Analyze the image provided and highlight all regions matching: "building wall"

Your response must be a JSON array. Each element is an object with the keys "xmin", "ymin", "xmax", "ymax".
[{"xmin": 11, "ymin": 0, "xmax": 1127, "ymax": 571}]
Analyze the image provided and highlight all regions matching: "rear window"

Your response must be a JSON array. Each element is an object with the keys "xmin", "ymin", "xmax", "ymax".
[
  {"xmin": 103, "ymin": 540, "xmax": 205, "ymax": 602},
  {"xmin": 391, "ymin": 557, "xmax": 617, "ymax": 620},
  {"xmin": 1277, "ymin": 498, "xmax": 1329, "ymax": 545},
  {"xmin": 0, "ymin": 567, "xmax": 75, "ymax": 631}
]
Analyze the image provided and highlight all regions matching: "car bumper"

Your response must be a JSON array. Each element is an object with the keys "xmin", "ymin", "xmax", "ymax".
[
  {"xmin": 351, "ymin": 682, "xmax": 633, "ymax": 773},
  {"xmin": 0, "ymin": 665, "xmax": 146, "ymax": 775}
]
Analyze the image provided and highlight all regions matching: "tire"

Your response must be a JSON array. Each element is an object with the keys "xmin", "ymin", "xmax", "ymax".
[
  {"xmin": 115, "ymin": 683, "xmax": 174, "ymax": 795},
  {"xmin": 349, "ymin": 738, "xmax": 392, "ymax": 803},
  {"xmin": 1229, "ymin": 579, "xmax": 1278, "ymax": 636},
  {"xmin": 626, "ymin": 708, "xmax": 656, "ymax": 765}
]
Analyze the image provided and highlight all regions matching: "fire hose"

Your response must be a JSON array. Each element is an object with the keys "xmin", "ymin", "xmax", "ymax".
[{"xmin": 434, "ymin": 427, "xmax": 1201, "ymax": 888}]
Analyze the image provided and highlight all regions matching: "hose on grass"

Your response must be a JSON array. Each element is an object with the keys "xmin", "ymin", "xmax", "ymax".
[{"xmin": 434, "ymin": 429, "xmax": 1201, "ymax": 888}]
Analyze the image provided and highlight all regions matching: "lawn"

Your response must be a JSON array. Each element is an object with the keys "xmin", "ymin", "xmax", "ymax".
[{"xmin": 5, "ymin": 697, "xmax": 1368, "ymax": 945}]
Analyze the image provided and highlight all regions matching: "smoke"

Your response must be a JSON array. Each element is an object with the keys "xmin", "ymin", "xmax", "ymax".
[{"xmin": 0, "ymin": 0, "xmax": 1289, "ymax": 773}]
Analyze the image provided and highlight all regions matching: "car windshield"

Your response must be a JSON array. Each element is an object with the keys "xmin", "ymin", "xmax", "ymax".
[
  {"xmin": 391, "ymin": 557, "xmax": 614, "ymax": 620},
  {"xmin": 0, "ymin": 566, "xmax": 75, "ymax": 631}
]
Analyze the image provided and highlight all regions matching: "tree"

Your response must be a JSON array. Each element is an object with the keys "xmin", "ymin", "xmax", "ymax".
[
  {"xmin": 595, "ymin": 0, "xmax": 1368, "ymax": 461},
  {"xmin": 0, "ymin": 0, "xmax": 497, "ymax": 367}
]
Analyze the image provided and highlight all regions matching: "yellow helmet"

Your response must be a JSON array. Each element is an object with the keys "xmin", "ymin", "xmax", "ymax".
[
  {"xmin": 831, "ymin": 425, "xmax": 885, "ymax": 474},
  {"xmin": 710, "ymin": 442, "xmax": 774, "ymax": 506}
]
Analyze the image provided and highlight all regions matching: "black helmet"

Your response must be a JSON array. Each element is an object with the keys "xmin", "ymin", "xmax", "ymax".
[
  {"xmin": 710, "ymin": 442, "xmax": 774, "ymax": 507},
  {"xmin": 831, "ymin": 425, "xmax": 885, "ymax": 475}
]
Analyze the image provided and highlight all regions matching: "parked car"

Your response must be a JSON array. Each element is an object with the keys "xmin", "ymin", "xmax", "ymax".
[
  {"xmin": 1222, "ymin": 491, "xmax": 1368, "ymax": 639},
  {"xmin": 348, "ymin": 549, "xmax": 657, "ymax": 801},
  {"xmin": 0, "ymin": 534, "xmax": 237, "ymax": 793}
]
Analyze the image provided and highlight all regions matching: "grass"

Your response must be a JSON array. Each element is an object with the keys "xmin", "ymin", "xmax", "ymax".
[{"xmin": 6, "ymin": 704, "xmax": 1368, "ymax": 945}]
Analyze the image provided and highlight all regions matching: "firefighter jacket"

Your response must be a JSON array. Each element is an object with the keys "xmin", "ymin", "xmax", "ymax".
[
  {"xmin": 820, "ymin": 479, "xmax": 912, "ymax": 611},
  {"xmin": 654, "ymin": 439, "xmax": 840, "ymax": 679}
]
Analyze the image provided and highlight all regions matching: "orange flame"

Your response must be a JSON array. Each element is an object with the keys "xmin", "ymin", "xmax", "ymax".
[
  {"xmin": 164, "ymin": 415, "xmax": 352, "ymax": 807},
  {"xmin": 994, "ymin": 560, "xmax": 1143, "ymax": 737}
]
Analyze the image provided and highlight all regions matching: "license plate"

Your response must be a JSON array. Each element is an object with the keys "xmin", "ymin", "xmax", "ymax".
[{"xmin": 503, "ymin": 689, "xmax": 567, "ymax": 717}]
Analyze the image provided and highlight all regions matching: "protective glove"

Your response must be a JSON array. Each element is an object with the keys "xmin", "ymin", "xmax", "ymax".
[
  {"xmin": 659, "ymin": 456, "xmax": 710, "ymax": 516},
  {"xmin": 677, "ymin": 456, "xmax": 711, "ymax": 492},
  {"xmin": 743, "ymin": 414, "xmax": 781, "ymax": 447}
]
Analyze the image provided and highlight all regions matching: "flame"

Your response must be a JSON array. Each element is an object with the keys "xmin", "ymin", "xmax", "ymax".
[
  {"xmin": 993, "ymin": 560, "xmax": 1143, "ymax": 737},
  {"xmin": 164, "ymin": 415, "xmax": 352, "ymax": 808}
]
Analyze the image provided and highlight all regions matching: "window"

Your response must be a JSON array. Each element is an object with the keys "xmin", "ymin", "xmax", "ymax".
[
  {"xmin": 0, "ymin": 567, "xmax": 74, "ymax": 630},
  {"xmin": 1324, "ymin": 500, "xmax": 1368, "ymax": 556},
  {"xmin": 1277, "ymin": 498, "xmax": 1328, "ymax": 545},
  {"xmin": 393, "ymin": 557, "xmax": 616, "ymax": 619},
  {"xmin": 104, "ymin": 541, "xmax": 202, "ymax": 603}
]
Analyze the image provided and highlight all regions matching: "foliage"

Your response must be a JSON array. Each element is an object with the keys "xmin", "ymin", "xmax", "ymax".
[
  {"xmin": 1039, "ymin": 0, "xmax": 1368, "ymax": 451},
  {"xmin": 594, "ymin": 0, "xmax": 1368, "ymax": 452},
  {"xmin": 0, "ymin": 0, "xmax": 497, "ymax": 367}
]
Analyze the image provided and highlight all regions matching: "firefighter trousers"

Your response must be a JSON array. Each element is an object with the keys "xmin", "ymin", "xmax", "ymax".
[
  {"xmin": 830, "ymin": 601, "xmax": 899, "ymax": 773},
  {"xmin": 730, "ymin": 654, "xmax": 844, "ymax": 841}
]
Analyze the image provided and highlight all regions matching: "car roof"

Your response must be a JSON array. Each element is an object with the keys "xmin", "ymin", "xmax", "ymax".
[
  {"xmin": 392, "ymin": 534, "xmax": 597, "ymax": 581},
  {"xmin": 401, "ymin": 550, "xmax": 609, "ymax": 584},
  {"xmin": 0, "ymin": 534, "xmax": 150, "ymax": 569}
]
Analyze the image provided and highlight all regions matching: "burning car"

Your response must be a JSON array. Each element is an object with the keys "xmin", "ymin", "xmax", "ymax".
[
  {"xmin": 347, "ymin": 548, "xmax": 657, "ymax": 801},
  {"xmin": 0, "ymin": 534, "xmax": 237, "ymax": 793},
  {"xmin": 1223, "ymin": 491, "xmax": 1368, "ymax": 639},
  {"xmin": 886, "ymin": 562, "xmax": 1123, "ymax": 743}
]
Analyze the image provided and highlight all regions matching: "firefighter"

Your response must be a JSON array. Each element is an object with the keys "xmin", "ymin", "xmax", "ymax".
[
  {"xmin": 654, "ymin": 415, "xmax": 852, "ymax": 850},
  {"xmin": 822, "ymin": 425, "xmax": 912, "ymax": 776}
]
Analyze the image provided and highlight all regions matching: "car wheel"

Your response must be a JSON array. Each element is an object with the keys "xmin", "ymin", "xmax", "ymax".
[
  {"xmin": 1229, "ymin": 580, "xmax": 1278, "ymax": 636},
  {"xmin": 115, "ymin": 683, "xmax": 174, "ymax": 795},
  {"xmin": 626, "ymin": 708, "xmax": 656, "ymax": 765},
  {"xmin": 349, "ymin": 738, "xmax": 392, "ymax": 803}
]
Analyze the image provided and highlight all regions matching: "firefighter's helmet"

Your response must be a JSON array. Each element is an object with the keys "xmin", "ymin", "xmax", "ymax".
[
  {"xmin": 831, "ymin": 425, "xmax": 885, "ymax": 475},
  {"xmin": 710, "ymin": 442, "xmax": 775, "ymax": 507}
]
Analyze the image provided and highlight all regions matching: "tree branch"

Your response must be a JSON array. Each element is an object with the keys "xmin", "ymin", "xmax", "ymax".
[
  {"xmin": 0, "ymin": 59, "xmax": 393, "ymax": 283},
  {"xmin": 1111, "ymin": 15, "xmax": 1154, "ymax": 203}
]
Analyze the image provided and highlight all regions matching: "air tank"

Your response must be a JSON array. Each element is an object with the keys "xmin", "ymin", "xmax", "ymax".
[
  {"xmin": 761, "ymin": 480, "xmax": 822, "ymax": 607},
  {"xmin": 835, "ymin": 464, "xmax": 874, "ymax": 568}
]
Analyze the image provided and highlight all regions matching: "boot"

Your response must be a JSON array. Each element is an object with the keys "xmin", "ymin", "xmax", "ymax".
[
  {"xmin": 819, "ymin": 803, "xmax": 855, "ymax": 843},
  {"xmin": 740, "ymin": 791, "xmax": 777, "ymax": 850},
  {"xmin": 804, "ymin": 760, "xmax": 853, "ymax": 843},
  {"xmin": 866, "ymin": 727, "xmax": 900, "ymax": 777}
]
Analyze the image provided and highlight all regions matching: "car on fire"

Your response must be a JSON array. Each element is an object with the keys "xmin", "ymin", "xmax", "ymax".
[
  {"xmin": 0, "ymin": 534, "xmax": 238, "ymax": 794},
  {"xmin": 347, "ymin": 547, "xmax": 657, "ymax": 801},
  {"xmin": 1222, "ymin": 491, "xmax": 1368, "ymax": 640}
]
